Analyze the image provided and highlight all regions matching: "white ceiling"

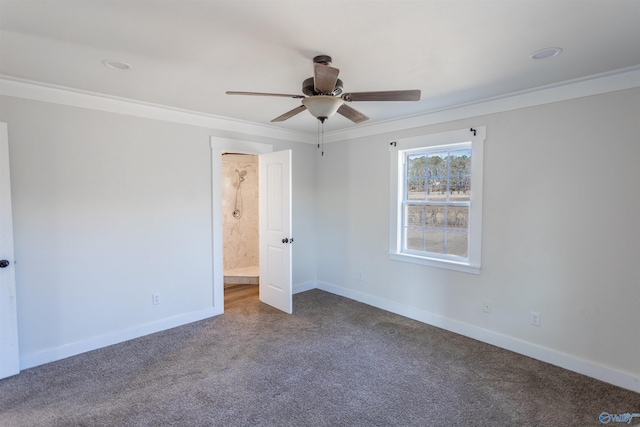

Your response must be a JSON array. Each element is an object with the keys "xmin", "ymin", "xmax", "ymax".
[{"xmin": 1, "ymin": 1, "xmax": 639, "ymax": 135}]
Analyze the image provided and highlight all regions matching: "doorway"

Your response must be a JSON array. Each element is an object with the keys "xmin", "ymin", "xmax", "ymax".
[
  {"xmin": 210, "ymin": 137, "xmax": 293, "ymax": 315},
  {"xmin": 221, "ymin": 154, "xmax": 259, "ymax": 305}
]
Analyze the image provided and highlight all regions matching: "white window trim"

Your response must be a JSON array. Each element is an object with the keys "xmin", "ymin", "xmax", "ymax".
[{"xmin": 389, "ymin": 126, "xmax": 485, "ymax": 274}]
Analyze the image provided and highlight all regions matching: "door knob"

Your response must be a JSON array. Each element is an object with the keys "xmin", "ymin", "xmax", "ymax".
[
  {"xmin": 282, "ymin": 238, "xmax": 289, "ymax": 243},
  {"xmin": 0, "ymin": 260, "xmax": 10, "ymax": 268}
]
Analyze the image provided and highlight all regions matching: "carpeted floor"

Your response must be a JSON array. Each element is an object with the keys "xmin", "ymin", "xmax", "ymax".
[{"xmin": 0, "ymin": 288, "xmax": 638, "ymax": 426}]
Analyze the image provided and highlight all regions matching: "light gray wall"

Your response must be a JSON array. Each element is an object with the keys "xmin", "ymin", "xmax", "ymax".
[
  {"xmin": 0, "ymin": 95, "xmax": 317, "ymax": 366},
  {"xmin": 2, "ymin": 86, "xmax": 638, "ymax": 389},
  {"xmin": 315, "ymin": 88, "xmax": 640, "ymax": 382}
]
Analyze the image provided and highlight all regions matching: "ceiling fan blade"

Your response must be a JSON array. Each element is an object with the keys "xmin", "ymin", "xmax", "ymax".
[
  {"xmin": 226, "ymin": 91, "xmax": 305, "ymax": 99},
  {"xmin": 271, "ymin": 105, "xmax": 307, "ymax": 122},
  {"xmin": 314, "ymin": 63, "xmax": 340, "ymax": 94},
  {"xmin": 337, "ymin": 104, "xmax": 369, "ymax": 124},
  {"xmin": 342, "ymin": 90, "xmax": 421, "ymax": 102}
]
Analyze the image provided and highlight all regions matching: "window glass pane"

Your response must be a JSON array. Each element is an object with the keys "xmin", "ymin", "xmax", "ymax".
[
  {"xmin": 427, "ymin": 178, "xmax": 446, "ymax": 200},
  {"xmin": 447, "ymin": 206, "xmax": 469, "ymax": 230},
  {"xmin": 406, "ymin": 228, "xmax": 424, "ymax": 251},
  {"xmin": 425, "ymin": 206, "xmax": 445, "ymax": 227},
  {"xmin": 449, "ymin": 150, "xmax": 471, "ymax": 201},
  {"xmin": 449, "ymin": 177, "xmax": 470, "ymax": 201},
  {"xmin": 407, "ymin": 178, "xmax": 426, "ymax": 200},
  {"xmin": 407, "ymin": 154, "xmax": 426, "ymax": 200},
  {"xmin": 406, "ymin": 205, "xmax": 425, "ymax": 226},
  {"xmin": 427, "ymin": 152, "xmax": 448, "ymax": 177},
  {"xmin": 449, "ymin": 150, "xmax": 471, "ymax": 174},
  {"xmin": 446, "ymin": 231, "xmax": 468, "ymax": 257},
  {"xmin": 407, "ymin": 154, "xmax": 427, "ymax": 176},
  {"xmin": 427, "ymin": 153, "xmax": 448, "ymax": 201},
  {"xmin": 427, "ymin": 178, "xmax": 447, "ymax": 201},
  {"xmin": 424, "ymin": 229, "xmax": 445, "ymax": 254}
]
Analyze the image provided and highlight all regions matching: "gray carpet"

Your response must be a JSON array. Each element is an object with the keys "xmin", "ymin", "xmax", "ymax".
[{"xmin": 0, "ymin": 288, "xmax": 638, "ymax": 427}]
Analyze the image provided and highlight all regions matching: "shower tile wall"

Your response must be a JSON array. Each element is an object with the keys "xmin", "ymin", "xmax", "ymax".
[{"xmin": 222, "ymin": 154, "xmax": 259, "ymax": 275}]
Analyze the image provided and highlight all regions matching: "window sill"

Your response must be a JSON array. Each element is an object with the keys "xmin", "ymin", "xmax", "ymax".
[{"xmin": 388, "ymin": 252, "xmax": 480, "ymax": 275}]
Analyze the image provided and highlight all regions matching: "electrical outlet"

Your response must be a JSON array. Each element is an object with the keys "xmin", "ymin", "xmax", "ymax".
[
  {"xmin": 530, "ymin": 311, "xmax": 540, "ymax": 327},
  {"xmin": 152, "ymin": 294, "xmax": 161, "ymax": 305},
  {"xmin": 482, "ymin": 300, "xmax": 492, "ymax": 314}
]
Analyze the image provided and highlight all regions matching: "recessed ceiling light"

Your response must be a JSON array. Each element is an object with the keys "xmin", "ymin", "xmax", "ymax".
[
  {"xmin": 530, "ymin": 47, "xmax": 563, "ymax": 60},
  {"xmin": 103, "ymin": 60, "xmax": 131, "ymax": 70}
]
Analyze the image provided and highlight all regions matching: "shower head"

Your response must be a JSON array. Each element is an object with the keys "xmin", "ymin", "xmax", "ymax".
[{"xmin": 235, "ymin": 169, "xmax": 247, "ymax": 186}]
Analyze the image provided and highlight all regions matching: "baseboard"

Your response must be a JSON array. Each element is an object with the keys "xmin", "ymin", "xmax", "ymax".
[
  {"xmin": 293, "ymin": 280, "xmax": 317, "ymax": 294},
  {"xmin": 315, "ymin": 281, "xmax": 640, "ymax": 393},
  {"xmin": 20, "ymin": 283, "xmax": 639, "ymax": 393},
  {"xmin": 20, "ymin": 307, "xmax": 219, "ymax": 370},
  {"xmin": 21, "ymin": 284, "xmax": 314, "ymax": 371}
]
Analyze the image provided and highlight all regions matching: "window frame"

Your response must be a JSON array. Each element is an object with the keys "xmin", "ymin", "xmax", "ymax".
[{"xmin": 389, "ymin": 127, "xmax": 485, "ymax": 274}]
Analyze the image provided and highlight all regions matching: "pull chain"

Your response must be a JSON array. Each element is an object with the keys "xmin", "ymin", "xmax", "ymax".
[
  {"xmin": 321, "ymin": 120, "xmax": 324, "ymax": 156},
  {"xmin": 316, "ymin": 119, "xmax": 325, "ymax": 156}
]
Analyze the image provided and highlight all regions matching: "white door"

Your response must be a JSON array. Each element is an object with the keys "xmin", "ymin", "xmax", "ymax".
[
  {"xmin": 0, "ymin": 122, "xmax": 20, "ymax": 379},
  {"xmin": 259, "ymin": 150, "xmax": 292, "ymax": 314}
]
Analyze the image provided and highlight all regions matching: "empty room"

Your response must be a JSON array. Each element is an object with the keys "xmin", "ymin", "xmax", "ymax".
[{"xmin": 0, "ymin": 1, "xmax": 639, "ymax": 426}]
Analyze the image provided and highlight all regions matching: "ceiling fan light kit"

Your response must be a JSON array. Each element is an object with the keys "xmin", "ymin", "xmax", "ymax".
[
  {"xmin": 301, "ymin": 96, "xmax": 343, "ymax": 123},
  {"xmin": 227, "ymin": 55, "xmax": 421, "ymax": 124}
]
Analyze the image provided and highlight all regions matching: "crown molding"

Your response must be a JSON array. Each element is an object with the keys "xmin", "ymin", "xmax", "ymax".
[
  {"xmin": 0, "ymin": 76, "xmax": 315, "ymax": 144},
  {"xmin": 323, "ymin": 66, "xmax": 640, "ymax": 143},
  {"xmin": 2, "ymin": 67, "xmax": 639, "ymax": 145}
]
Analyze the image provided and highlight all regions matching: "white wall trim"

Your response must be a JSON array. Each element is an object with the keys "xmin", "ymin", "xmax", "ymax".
[
  {"xmin": 323, "ymin": 66, "xmax": 640, "ymax": 143},
  {"xmin": 20, "ymin": 307, "xmax": 218, "ymax": 370},
  {"xmin": 315, "ymin": 280, "xmax": 640, "ymax": 393},
  {"xmin": 293, "ymin": 280, "xmax": 317, "ymax": 294},
  {"xmin": 0, "ymin": 75, "xmax": 315, "ymax": 144}
]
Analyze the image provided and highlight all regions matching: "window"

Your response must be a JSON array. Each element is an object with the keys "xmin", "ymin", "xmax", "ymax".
[{"xmin": 389, "ymin": 127, "xmax": 485, "ymax": 274}]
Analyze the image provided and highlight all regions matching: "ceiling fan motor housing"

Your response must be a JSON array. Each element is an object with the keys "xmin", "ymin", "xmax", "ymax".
[
  {"xmin": 302, "ymin": 77, "xmax": 344, "ymax": 97},
  {"xmin": 313, "ymin": 55, "xmax": 332, "ymax": 65}
]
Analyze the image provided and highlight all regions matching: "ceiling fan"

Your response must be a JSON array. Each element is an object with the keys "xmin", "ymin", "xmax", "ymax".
[{"xmin": 226, "ymin": 55, "xmax": 421, "ymax": 124}]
